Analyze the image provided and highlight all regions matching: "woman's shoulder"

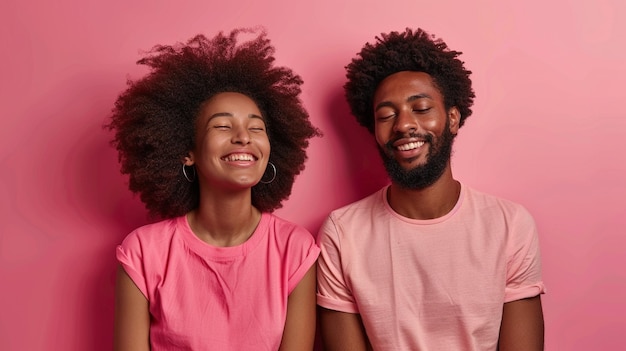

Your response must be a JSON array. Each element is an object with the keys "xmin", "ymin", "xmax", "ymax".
[
  {"xmin": 265, "ymin": 212, "xmax": 310, "ymax": 232},
  {"xmin": 263, "ymin": 213, "xmax": 316, "ymax": 245},
  {"xmin": 121, "ymin": 216, "xmax": 183, "ymax": 246}
]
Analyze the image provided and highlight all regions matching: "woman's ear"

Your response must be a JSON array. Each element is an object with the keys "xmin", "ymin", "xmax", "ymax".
[
  {"xmin": 448, "ymin": 107, "xmax": 461, "ymax": 135},
  {"xmin": 183, "ymin": 153, "xmax": 195, "ymax": 166}
]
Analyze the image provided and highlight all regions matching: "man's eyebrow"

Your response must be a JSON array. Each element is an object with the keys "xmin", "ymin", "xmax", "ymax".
[
  {"xmin": 407, "ymin": 93, "xmax": 432, "ymax": 102},
  {"xmin": 374, "ymin": 94, "xmax": 432, "ymax": 111},
  {"xmin": 374, "ymin": 101, "xmax": 394, "ymax": 112}
]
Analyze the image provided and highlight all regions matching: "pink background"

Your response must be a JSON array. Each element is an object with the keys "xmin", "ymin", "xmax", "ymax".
[{"xmin": 1, "ymin": 0, "xmax": 625, "ymax": 349}]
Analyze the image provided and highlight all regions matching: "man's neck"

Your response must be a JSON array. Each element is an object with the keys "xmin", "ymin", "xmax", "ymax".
[{"xmin": 387, "ymin": 169, "xmax": 461, "ymax": 220}]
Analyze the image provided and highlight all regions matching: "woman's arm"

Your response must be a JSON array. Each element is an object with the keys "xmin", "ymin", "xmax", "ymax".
[
  {"xmin": 114, "ymin": 265, "xmax": 151, "ymax": 351},
  {"xmin": 498, "ymin": 295, "xmax": 544, "ymax": 351},
  {"xmin": 279, "ymin": 265, "xmax": 317, "ymax": 351}
]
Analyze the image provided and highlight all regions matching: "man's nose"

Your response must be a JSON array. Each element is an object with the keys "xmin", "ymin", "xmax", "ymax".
[{"xmin": 393, "ymin": 109, "xmax": 419, "ymax": 134}]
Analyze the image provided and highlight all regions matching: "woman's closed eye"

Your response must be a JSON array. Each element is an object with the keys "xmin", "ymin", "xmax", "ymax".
[{"xmin": 248, "ymin": 122, "xmax": 266, "ymax": 132}]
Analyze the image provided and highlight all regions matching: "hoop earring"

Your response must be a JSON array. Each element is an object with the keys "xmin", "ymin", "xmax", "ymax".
[
  {"xmin": 260, "ymin": 162, "xmax": 276, "ymax": 184},
  {"xmin": 182, "ymin": 164, "xmax": 196, "ymax": 183}
]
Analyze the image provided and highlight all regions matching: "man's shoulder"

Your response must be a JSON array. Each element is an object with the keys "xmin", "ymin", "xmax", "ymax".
[
  {"xmin": 464, "ymin": 185, "xmax": 532, "ymax": 218},
  {"xmin": 328, "ymin": 186, "xmax": 387, "ymax": 218},
  {"xmin": 318, "ymin": 186, "xmax": 389, "ymax": 242}
]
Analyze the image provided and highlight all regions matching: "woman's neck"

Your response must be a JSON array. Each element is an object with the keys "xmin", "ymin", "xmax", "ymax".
[{"xmin": 187, "ymin": 190, "xmax": 262, "ymax": 247}]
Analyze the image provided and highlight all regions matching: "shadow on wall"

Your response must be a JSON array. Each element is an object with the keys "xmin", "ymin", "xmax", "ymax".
[
  {"xmin": 72, "ymin": 121, "xmax": 148, "ymax": 351},
  {"xmin": 24, "ymin": 70, "xmax": 151, "ymax": 350},
  {"xmin": 309, "ymin": 72, "xmax": 388, "ymax": 351},
  {"xmin": 323, "ymin": 84, "xmax": 388, "ymax": 205}
]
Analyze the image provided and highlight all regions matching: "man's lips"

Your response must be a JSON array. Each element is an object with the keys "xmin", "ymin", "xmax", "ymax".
[
  {"xmin": 396, "ymin": 140, "xmax": 425, "ymax": 151},
  {"xmin": 387, "ymin": 133, "xmax": 432, "ymax": 152}
]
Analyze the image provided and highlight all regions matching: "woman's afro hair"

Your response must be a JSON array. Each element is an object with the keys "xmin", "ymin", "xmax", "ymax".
[
  {"xmin": 106, "ymin": 28, "xmax": 320, "ymax": 219},
  {"xmin": 344, "ymin": 28, "xmax": 475, "ymax": 133}
]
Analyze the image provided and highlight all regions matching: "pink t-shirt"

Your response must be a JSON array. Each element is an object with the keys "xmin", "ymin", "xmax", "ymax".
[
  {"xmin": 117, "ymin": 212, "xmax": 319, "ymax": 351},
  {"xmin": 317, "ymin": 184, "xmax": 545, "ymax": 350}
]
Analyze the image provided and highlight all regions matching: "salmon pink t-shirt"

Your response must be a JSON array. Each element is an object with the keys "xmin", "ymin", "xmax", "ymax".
[
  {"xmin": 317, "ymin": 184, "xmax": 545, "ymax": 350},
  {"xmin": 117, "ymin": 212, "xmax": 319, "ymax": 351}
]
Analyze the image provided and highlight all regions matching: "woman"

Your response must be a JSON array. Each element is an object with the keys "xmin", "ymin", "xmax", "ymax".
[{"xmin": 107, "ymin": 28, "xmax": 321, "ymax": 350}]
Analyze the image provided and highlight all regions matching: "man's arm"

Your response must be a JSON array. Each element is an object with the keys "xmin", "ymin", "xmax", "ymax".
[
  {"xmin": 319, "ymin": 307, "xmax": 372, "ymax": 351},
  {"xmin": 498, "ymin": 295, "xmax": 544, "ymax": 351}
]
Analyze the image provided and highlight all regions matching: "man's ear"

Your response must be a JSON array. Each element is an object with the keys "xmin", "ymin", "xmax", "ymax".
[{"xmin": 448, "ymin": 107, "xmax": 461, "ymax": 135}]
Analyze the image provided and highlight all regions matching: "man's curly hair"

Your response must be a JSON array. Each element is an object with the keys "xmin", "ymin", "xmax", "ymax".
[
  {"xmin": 106, "ymin": 28, "xmax": 320, "ymax": 219},
  {"xmin": 344, "ymin": 28, "xmax": 475, "ymax": 133}
]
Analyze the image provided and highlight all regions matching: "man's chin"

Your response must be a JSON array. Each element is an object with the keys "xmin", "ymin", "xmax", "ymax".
[{"xmin": 397, "ymin": 159, "xmax": 427, "ymax": 172}]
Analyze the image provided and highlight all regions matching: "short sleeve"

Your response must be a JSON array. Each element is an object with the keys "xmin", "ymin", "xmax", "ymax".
[
  {"xmin": 316, "ymin": 215, "xmax": 359, "ymax": 313},
  {"xmin": 284, "ymin": 225, "xmax": 321, "ymax": 294},
  {"xmin": 116, "ymin": 231, "xmax": 149, "ymax": 299},
  {"xmin": 504, "ymin": 206, "xmax": 546, "ymax": 302}
]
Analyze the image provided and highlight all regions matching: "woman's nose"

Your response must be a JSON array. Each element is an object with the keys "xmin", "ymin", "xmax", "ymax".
[{"xmin": 232, "ymin": 127, "xmax": 250, "ymax": 144}]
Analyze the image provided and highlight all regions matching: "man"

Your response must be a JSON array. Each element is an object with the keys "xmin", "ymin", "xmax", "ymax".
[{"xmin": 317, "ymin": 28, "xmax": 545, "ymax": 350}]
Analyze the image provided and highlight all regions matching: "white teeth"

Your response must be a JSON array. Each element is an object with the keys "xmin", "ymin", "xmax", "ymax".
[
  {"xmin": 397, "ymin": 141, "xmax": 424, "ymax": 151},
  {"xmin": 224, "ymin": 154, "xmax": 254, "ymax": 161}
]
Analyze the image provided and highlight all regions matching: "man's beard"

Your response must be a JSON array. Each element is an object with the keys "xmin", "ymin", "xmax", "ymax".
[{"xmin": 378, "ymin": 125, "xmax": 455, "ymax": 190}]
